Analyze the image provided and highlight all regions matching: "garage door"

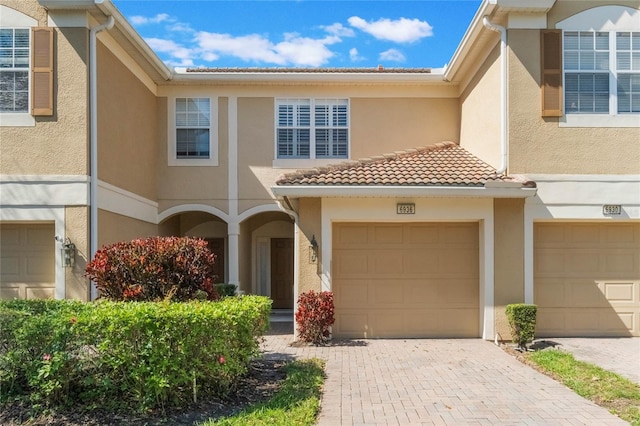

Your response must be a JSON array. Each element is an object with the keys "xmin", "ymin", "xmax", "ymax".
[
  {"xmin": 535, "ymin": 223, "xmax": 640, "ymax": 337},
  {"xmin": 0, "ymin": 223, "xmax": 55, "ymax": 300},
  {"xmin": 332, "ymin": 222, "xmax": 479, "ymax": 338}
]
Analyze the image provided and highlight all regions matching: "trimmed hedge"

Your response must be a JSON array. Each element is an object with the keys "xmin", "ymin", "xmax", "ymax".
[
  {"xmin": 0, "ymin": 296, "xmax": 271, "ymax": 410},
  {"xmin": 505, "ymin": 303, "xmax": 537, "ymax": 350}
]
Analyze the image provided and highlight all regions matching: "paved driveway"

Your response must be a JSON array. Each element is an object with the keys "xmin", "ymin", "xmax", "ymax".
[{"xmin": 262, "ymin": 324, "xmax": 626, "ymax": 425}]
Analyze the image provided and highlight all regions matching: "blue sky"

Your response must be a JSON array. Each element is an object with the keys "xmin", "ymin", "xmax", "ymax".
[{"xmin": 112, "ymin": 0, "xmax": 482, "ymax": 69}]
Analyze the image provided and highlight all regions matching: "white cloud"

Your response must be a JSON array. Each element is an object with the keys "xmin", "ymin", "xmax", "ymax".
[
  {"xmin": 379, "ymin": 48, "xmax": 406, "ymax": 62},
  {"xmin": 349, "ymin": 48, "xmax": 364, "ymax": 62},
  {"xmin": 129, "ymin": 13, "xmax": 171, "ymax": 26},
  {"xmin": 322, "ymin": 23, "xmax": 355, "ymax": 38},
  {"xmin": 348, "ymin": 16, "xmax": 433, "ymax": 43},
  {"xmin": 195, "ymin": 31, "xmax": 339, "ymax": 67},
  {"xmin": 145, "ymin": 38, "xmax": 196, "ymax": 66},
  {"xmin": 167, "ymin": 22, "xmax": 194, "ymax": 33}
]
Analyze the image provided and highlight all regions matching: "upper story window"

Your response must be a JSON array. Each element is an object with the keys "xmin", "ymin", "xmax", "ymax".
[
  {"xmin": 564, "ymin": 31, "xmax": 639, "ymax": 114},
  {"xmin": 549, "ymin": 4, "xmax": 640, "ymax": 127},
  {"xmin": 168, "ymin": 96, "xmax": 218, "ymax": 166},
  {"xmin": 276, "ymin": 98, "xmax": 349, "ymax": 160},
  {"xmin": 0, "ymin": 28, "xmax": 30, "ymax": 113},
  {"xmin": 176, "ymin": 97, "xmax": 210, "ymax": 159}
]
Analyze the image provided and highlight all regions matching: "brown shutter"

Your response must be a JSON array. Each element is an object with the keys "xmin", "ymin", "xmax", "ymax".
[
  {"xmin": 541, "ymin": 29, "xmax": 562, "ymax": 117},
  {"xmin": 31, "ymin": 27, "xmax": 54, "ymax": 116}
]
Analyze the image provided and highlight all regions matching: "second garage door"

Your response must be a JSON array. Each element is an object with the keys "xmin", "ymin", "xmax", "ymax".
[
  {"xmin": 535, "ymin": 222, "xmax": 640, "ymax": 337},
  {"xmin": 332, "ymin": 222, "xmax": 479, "ymax": 338}
]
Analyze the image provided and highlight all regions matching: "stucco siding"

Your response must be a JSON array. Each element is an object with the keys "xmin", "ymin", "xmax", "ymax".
[
  {"xmin": 493, "ymin": 199, "xmax": 525, "ymax": 340},
  {"xmin": 508, "ymin": 29, "xmax": 640, "ymax": 175},
  {"xmin": 547, "ymin": 0, "xmax": 640, "ymax": 28},
  {"xmin": 459, "ymin": 43, "xmax": 502, "ymax": 170},
  {"xmin": 298, "ymin": 198, "xmax": 322, "ymax": 295},
  {"xmin": 97, "ymin": 41, "xmax": 157, "ymax": 201},
  {"xmin": 98, "ymin": 209, "xmax": 158, "ymax": 247},
  {"xmin": 237, "ymin": 97, "xmax": 279, "ymax": 213},
  {"xmin": 1, "ymin": 25, "xmax": 89, "ymax": 175},
  {"xmin": 350, "ymin": 98, "xmax": 460, "ymax": 158},
  {"xmin": 64, "ymin": 206, "xmax": 89, "ymax": 300}
]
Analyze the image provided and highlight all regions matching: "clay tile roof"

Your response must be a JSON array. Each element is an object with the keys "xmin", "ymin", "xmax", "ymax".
[{"xmin": 276, "ymin": 142, "xmax": 513, "ymax": 187}]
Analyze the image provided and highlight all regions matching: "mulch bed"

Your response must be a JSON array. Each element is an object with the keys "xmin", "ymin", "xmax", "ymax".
[{"xmin": 0, "ymin": 359, "xmax": 287, "ymax": 426}]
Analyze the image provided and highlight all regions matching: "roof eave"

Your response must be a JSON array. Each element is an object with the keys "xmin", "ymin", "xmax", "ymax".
[
  {"xmin": 172, "ymin": 71, "xmax": 446, "ymax": 85},
  {"xmin": 271, "ymin": 185, "xmax": 537, "ymax": 199}
]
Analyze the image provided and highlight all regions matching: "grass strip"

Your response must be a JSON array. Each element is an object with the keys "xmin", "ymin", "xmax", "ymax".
[
  {"xmin": 527, "ymin": 349, "xmax": 640, "ymax": 425},
  {"xmin": 201, "ymin": 358, "xmax": 325, "ymax": 426}
]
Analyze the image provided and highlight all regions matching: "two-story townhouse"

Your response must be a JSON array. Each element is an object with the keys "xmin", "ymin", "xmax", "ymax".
[{"xmin": 1, "ymin": 0, "xmax": 638, "ymax": 341}]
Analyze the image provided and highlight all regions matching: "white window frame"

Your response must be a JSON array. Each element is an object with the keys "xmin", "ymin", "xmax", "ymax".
[
  {"xmin": 558, "ymin": 5, "xmax": 640, "ymax": 128},
  {"xmin": 0, "ymin": 5, "xmax": 36, "ymax": 127},
  {"xmin": 168, "ymin": 96, "xmax": 218, "ymax": 166},
  {"xmin": 273, "ymin": 98, "xmax": 349, "ymax": 168}
]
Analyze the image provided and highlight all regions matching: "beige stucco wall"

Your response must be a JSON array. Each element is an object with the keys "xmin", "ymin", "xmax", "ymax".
[
  {"xmin": 493, "ymin": 199, "xmax": 525, "ymax": 341},
  {"xmin": 0, "ymin": 0, "xmax": 47, "ymax": 26},
  {"xmin": 459, "ymin": 43, "xmax": 502, "ymax": 169},
  {"xmin": 1, "ymin": 21, "xmax": 89, "ymax": 175},
  {"xmin": 297, "ymin": 198, "xmax": 322, "ymax": 294},
  {"xmin": 237, "ymin": 97, "xmax": 280, "ymax": 214},
  {"xmin": 156, "ymin": 97, "xmax": 229, "ymax": 215},
  {"xmin": 97, "ymin": 41, "xmax": 158, "ymax": 201},
  {"xmin": 508, "ymin": 28, "xmax": 640, "ymax": 174},
  {"xmin": 98, "ymin": 209, "xmax": 158, "ymax": 247},
  {"xmin": 350, "ymin": 98, "xmax": 460, "ymax": 158},
  {"xmin": 65, "ymin": 206, "xmax": 90, "ymax": 300}
]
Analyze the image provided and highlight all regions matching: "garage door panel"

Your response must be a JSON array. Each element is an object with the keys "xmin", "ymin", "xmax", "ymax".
[
  {"xmin": 535, "ymin": 223, "xmax": 640, "ymax": 337},
  {"xmin": 333, "ymin": 222, "xmax": 479, "ymax": 338},
  {"xmin": 334, "ymin": 253, "xmax": 369, "ymax": 276},
  {"xmin": 1, "ymin": 224, "xmax": 55, "ymax": 300}
]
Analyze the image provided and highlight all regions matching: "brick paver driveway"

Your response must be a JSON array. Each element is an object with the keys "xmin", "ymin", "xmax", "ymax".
[{"xmin": 262, "ymin": 323, "xmax": 626, "ymax": 425}]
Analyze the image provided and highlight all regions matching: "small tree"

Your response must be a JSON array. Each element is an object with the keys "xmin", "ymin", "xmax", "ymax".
[
  {"xmin": 295, "ymin": 290, "xmax": 335, "ymax": 345},
  {"xmin": 85, "ymin": 236, "xmax": 219, "ymax": 301},
  {"xmin": 505, "ymin": 303, "xmax": 537, "ymax": 350}
]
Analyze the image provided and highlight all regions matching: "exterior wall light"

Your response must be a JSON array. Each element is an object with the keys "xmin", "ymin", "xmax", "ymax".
[
  {"xmin": 309, "ymin": 234, "xmax": 319, "ymax": 264},
  {"xmin": 58, "ymin": 237, "xmax": 76, "ymax": 268}
]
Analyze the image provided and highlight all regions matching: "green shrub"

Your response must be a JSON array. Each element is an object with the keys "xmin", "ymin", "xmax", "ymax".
[
  {"xmin": 84, "ymin": 236, "xmax": 220, "ymax": 302},
  {"xmin": 215, "ymin": 283, "xmax": 237, "ymax": 298},
  {"xmin": 505, "ymin": 303, "xmax": 537, "ymax": 350},
  {"xmin": 0, "ymin": 296, "xmax": 271, "ymax": 411},
  {"xmin": 295, "ymin": 291, "xmax": 334, "ymax": 345}
]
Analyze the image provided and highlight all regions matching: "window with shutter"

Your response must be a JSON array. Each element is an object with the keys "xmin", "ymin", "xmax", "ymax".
[
  {"xmin": 276, "ymin": 98, "xmax": 349, "ymax": 160},
  {"xmin": 31, "ymin": 27, "xmax": 53, "ymax": 116},
  {"xmin": 0, "ymin": 28, "xmax": 30, "ymax": 113},
  {"xmin": 556, "ymin": 6, "xmax": 640, "ymax": 124},
  {"xmin": 541, "ymin": 29, "xmax": 563, "ymax": 117}
]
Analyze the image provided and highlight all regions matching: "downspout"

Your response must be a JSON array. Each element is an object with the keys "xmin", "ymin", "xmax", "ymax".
[
  {"xmin": 89, "ymin": 15, "xmax": 114, "ymax": 300},
  {"xmin": 482, "ymin": 16, "xmax": 508, "ymax": 176}
]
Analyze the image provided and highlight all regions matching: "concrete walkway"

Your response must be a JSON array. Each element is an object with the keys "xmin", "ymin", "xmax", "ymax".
[
  {"xmin": 545, "ymin": 337, "xmax": 640, "ymax": 385},
  {"xmin": 262, "ymin": 324, "xmax": 627, "ymax": 425}
]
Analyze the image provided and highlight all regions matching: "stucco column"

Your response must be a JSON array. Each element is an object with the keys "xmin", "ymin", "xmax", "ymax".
[{"xmin": 227, "ymin": 222, "xmax": 240, "ymax": 289}]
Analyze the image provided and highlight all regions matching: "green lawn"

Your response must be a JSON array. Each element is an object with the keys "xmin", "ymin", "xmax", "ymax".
[
  {"xmin": 527, "ymin": 349, "xmax": 640, "ymax": 425},
  {"xmin": 200, "ymin": 358, "xmax": 325, "ymax": 426}
]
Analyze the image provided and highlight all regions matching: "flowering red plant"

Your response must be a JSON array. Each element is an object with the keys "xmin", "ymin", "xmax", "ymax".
[
  {"xmin": 295, "ymin": 290, "xmax": 335, "ymax": 344},
  {"xmin": 85, "ymin": 236, "xmax": 220, "ymax": 301}
]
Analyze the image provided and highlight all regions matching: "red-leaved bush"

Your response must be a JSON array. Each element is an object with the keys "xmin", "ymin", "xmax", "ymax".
[
  {"xmin": 85, "ymin": 236, "xmax": 219, "ymax": 302},
  {"xmin": 295, "ymin": 290, "xmax": 335, "ymax": 344}
]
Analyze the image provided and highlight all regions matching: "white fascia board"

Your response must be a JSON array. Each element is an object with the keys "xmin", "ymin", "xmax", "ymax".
[
  {"xmin": 271, "ymin": 185, "xmax": 537, "ymax": 199},
  {"xmin": 444, "ymin": 1, "xmax": 496, "ymax": 82},
  {"xmin": 171, "ymin": 71, "xmax": 446, "ymax": 85},
  {"xmin": 493, "ymin": 0, "xmax": 556, "ymax": 12}
]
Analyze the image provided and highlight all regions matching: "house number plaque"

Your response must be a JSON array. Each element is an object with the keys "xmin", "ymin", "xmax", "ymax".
[{"xmin": 396, "ymin": 203, "xmax": 415, "ymax": 214}]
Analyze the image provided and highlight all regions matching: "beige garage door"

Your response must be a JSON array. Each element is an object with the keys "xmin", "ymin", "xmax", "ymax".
[
  {"xmin": 535, "ymin": 223, "xmax": 640, "ymax": 337},
  {"xmin": 1, "ymin": 223, "xmax": 55, "ymax": 300},
  {"xmin": 332, "ymin": 222, "xmax": 479, "ymax": 338}
]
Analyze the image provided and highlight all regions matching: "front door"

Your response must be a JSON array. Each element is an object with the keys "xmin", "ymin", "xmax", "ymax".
[
  {"xmin": 205, "ymin": 238, "xmax": 225, "ymax": 283},
  {"xmin": 271, "ymin": 238, "xmax": 293, "ymax": 309}
]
